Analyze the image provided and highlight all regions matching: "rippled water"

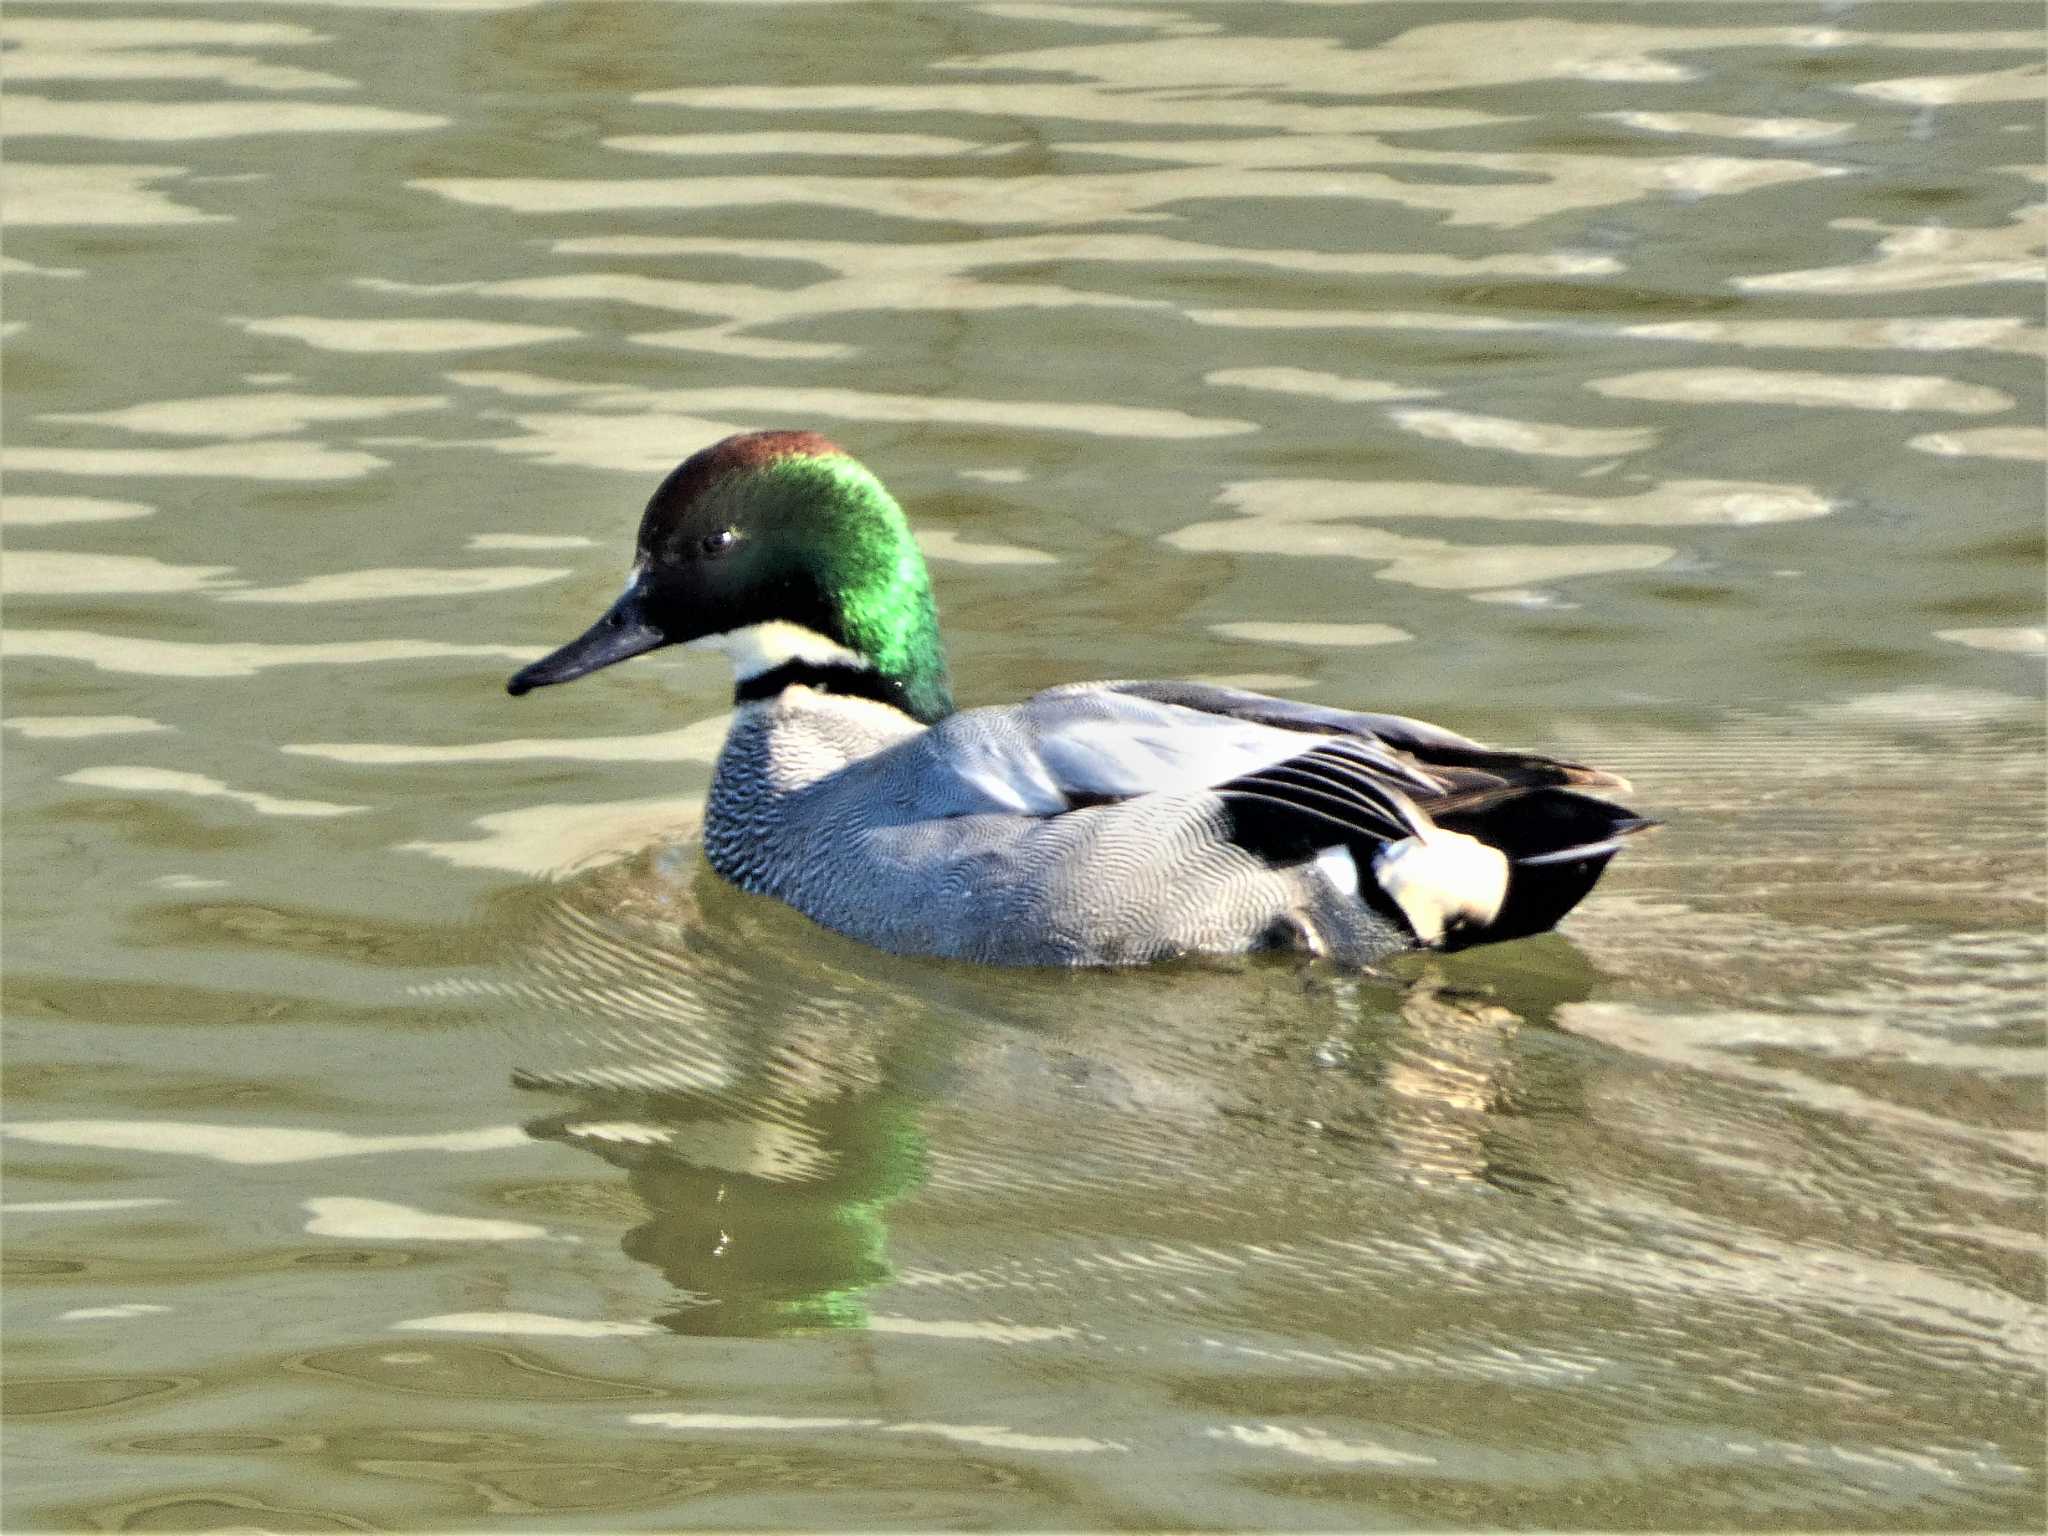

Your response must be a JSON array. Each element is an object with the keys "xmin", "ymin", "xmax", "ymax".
[{"xmin": 4, "ymin": 2, "xmax": 2043, "ymax": 1529}]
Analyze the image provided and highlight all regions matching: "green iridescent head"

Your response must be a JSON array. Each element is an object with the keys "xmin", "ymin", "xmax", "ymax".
[{"xmin": 507, "ymin": 431, "xmax": 954, "ymax": 723}]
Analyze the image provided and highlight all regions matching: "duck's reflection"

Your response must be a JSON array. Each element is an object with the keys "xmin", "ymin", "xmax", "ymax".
[
  {"xmin": 505, "ymin": 852, "xmax": 956, "ymax": 1335},
  {"xmin": 518, "ymin": 1074, "xmax": 929, "ymax": 1335},
  {"xmin": 505, "ymin": 848, "xmax": 1608, "ymax": 1335}
]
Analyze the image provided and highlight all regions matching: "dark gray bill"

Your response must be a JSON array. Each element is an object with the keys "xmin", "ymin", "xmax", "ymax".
[{"xmin": 506, "ymin": 587, "xmax": 667, "ymax": 696}]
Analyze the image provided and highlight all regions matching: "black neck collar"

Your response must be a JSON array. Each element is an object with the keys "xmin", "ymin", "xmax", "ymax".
[{"xmin": 734, "ymin": 659, "xmax": 919, "ymax": 716}]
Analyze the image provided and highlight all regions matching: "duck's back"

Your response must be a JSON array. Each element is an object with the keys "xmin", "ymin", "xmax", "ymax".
[{"xmin": 702, "ymin": 686, "xmax": 1419, "ymax": 966}]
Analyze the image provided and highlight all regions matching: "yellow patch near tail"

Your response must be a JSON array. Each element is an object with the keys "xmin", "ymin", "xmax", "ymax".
[{"xmin": 1371, "ymin": 829, "xmax": 1509, "ymax": 945}]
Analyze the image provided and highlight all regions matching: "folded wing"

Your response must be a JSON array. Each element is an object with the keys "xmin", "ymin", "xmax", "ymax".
[{"xmin": 909, "ymin": 679, "xmax": 1651, "ymax": 948}]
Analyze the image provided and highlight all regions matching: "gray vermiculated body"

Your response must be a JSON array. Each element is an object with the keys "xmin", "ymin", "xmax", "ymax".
[{"xmin": 702, "ymin": 686, "xmax": 1410, "ymax": 967}]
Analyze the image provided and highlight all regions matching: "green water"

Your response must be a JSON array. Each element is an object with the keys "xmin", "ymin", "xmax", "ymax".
[{"xmin": 3, "ymin": 2, "xmax": 2042, "ymax": 1529}]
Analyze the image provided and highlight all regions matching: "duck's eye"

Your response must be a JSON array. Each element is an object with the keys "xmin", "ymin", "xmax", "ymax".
[{"xmin": 697, "ymin": 529, "xmax": 737, "ymax": 558}]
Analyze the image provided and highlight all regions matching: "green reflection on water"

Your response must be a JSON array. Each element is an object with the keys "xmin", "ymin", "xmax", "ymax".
[
  {"xmin": 513, "ymin": 910, "xmax": 940, "ymax": 1339},
  {"xmin": 529, "ymin": 1087, "xmax": 928, "ymax": 1337}
]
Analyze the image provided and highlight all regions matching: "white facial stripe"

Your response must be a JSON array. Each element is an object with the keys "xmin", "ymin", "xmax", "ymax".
[{"xmin": 688, "ymin": 621, "xmax": 867, "ymax": 681}]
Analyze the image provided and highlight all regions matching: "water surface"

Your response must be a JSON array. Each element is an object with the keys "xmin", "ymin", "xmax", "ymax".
[{"xmin": 3, "ymin": 2, "xmax": 2043, "ymax": 1529}]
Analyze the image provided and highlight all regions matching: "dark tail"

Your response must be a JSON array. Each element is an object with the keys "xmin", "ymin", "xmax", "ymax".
[{"xmin": 1434, "ymin": 789, "xmax": 1656, "ymax": 951}]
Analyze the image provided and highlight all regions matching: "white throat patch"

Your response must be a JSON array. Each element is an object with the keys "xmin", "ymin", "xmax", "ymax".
[{"xmin": 689, "ymin": 621, "xmax": 867, "ymax": 682}]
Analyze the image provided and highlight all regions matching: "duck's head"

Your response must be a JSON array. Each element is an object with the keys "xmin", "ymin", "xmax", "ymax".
[{"xmin": 507, "ymin": 431, "xmax": 954, "ymax": 723}]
